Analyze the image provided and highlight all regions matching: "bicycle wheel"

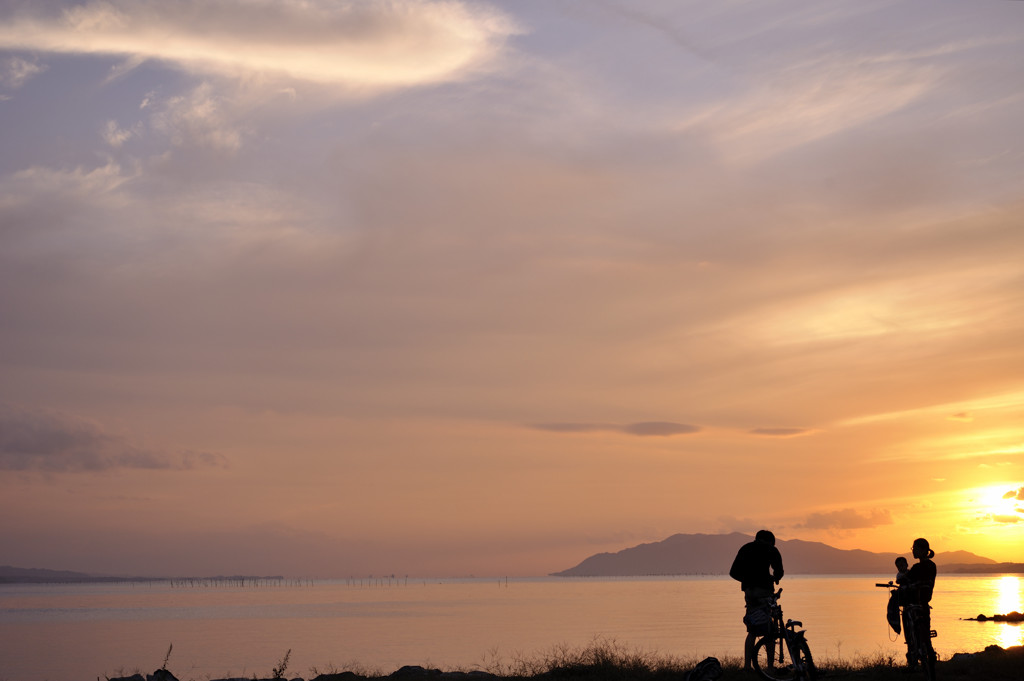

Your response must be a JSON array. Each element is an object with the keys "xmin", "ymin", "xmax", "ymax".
[
  {"xmin": 753, "ymin": 634, "xmax": 816, "ymax": 681},
  {"xmin": 796, "ymin": 638, "xmax": 816, "ymax": 681},
  {"xmin": 912, "ymin": 616, "xmax": 936, "ymax": 681},
  {"xmin": 753, "ymin": 634, "xmax": 794, "ymax": 681},
  {"xmin": 918, "ymin": 632, "xmax": 936, "ymax": 681}
]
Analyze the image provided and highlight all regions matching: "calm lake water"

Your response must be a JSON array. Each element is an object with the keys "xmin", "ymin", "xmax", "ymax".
[{"xmin": 1, "ymin": 574, "xmax": 1021, "ymax": 681}]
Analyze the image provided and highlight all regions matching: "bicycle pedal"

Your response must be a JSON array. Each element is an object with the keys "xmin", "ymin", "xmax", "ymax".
[{"xmin": 929, "ymin": 630, "xmax": 937, "ymax": 638}]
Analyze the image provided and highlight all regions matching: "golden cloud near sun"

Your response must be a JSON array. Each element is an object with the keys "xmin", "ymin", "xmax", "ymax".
[
  {"xmin": 0, "ymin": 0, "xmax": 517, "ymax": 87},
  {"xmin": 973, "ymin": 484, "xmax": 1024, "ymax": 524}
]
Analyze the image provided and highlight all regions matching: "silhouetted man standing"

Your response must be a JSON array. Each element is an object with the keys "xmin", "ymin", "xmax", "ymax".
[{"xmin": 730, "ymin": 530, "xmax": 784, "ymax": 670}]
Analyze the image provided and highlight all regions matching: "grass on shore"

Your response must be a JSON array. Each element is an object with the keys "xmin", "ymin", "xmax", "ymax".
[
  {"xmin": 114, "ymin": 637, "xmax": 1024, "ymax": 681},
  {"xmin": 468, "ymin": 638, "xmax": 1024, "ymax": 681}
]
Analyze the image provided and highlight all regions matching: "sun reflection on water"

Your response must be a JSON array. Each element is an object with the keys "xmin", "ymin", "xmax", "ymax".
[{"xmin": 994, "ymin": 575, "xmax": 1023, "ymax": 649}]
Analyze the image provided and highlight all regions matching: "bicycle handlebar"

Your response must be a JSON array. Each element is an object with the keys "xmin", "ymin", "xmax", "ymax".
[{"xmin": 875, "ymin": 582, "xmax": 895, "ymax": 588}]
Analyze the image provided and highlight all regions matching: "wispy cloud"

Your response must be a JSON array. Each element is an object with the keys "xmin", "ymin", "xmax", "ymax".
[
  {"xmin": 749, "ymin": 428, "xmax": 814, "ymax": 438},
  {"xmin": 0, "ymin": 0, "xmax": 517, "ymax": 89},
  {"xmin": 679, "ymin": 54, "xmax": 939, "ymax": 164},
  {"xmin": 838, "ymin": 390, "xmax": 1024, "ymax": 428},
  {"xmin": 2, "ymin": 161, "xmax": 132, "ymax": 204},
  {"xmin": 531, "ymin": 421, "xmax": 700, "ymax": 437},
  {"xmin": 796, "ymin": 508, "xmax": 894, "ymax": 531},
  {"xmin": 0, "ymin": 404, "xmax": 227, "ymax": 473},
  {"xmin": 622, "ymin": 422, "xmax": 701, "ymax": 437},
  {"xmin": 0, "ymin": 56, "xmax": 47, "ymax": 89},
  {"xmin": 102, "ymin": 119, "xmax": 138, "ymax": 148},
  {"xmin": 150, "ymin": 82, "xmax": 243, "ymax": 151}
]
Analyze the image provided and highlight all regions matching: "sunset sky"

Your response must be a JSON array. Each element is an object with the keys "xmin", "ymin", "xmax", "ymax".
[{"xmin": 1, "ymin": 0, "xmax": 1023, "ymax": 578}]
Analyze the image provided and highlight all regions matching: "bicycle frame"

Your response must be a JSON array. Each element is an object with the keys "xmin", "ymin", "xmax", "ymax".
[
  {"xmin": 752, "ymin": 588, "xmax": 816, "ymax": 681},
  {"xmin": 876, "ymin": 582, "xmax": 936, "ymax": 681}
]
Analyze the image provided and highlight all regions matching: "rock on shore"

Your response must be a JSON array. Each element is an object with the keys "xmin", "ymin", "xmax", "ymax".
[{"xmin": 965, "ymin": 611, "xmax": 1024, "ymax": 622}]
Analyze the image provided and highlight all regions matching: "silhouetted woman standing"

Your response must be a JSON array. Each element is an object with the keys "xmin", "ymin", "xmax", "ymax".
[{"xmin": 902, "ymin": 538, "xmax": 937, "ymax": 669}]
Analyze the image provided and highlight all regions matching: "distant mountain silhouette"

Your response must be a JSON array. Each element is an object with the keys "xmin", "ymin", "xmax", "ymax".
[
  {"xmin": 0, "ymin": 565, "xmax": 101, "ymax": 583},
  {"xmin": 0, "ymin": 565, "xmax": 283, "ymax": 584},
  {"xmin": 940, "ymin": 562, "xmax": 1024, "ymax": 574},
  {"xmin": 551, "ymin": 532, "xmax": 998, "ymax": 577}
]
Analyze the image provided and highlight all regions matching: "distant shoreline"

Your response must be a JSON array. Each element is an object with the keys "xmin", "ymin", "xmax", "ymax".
[
  {"xmin": 3, "ymin": 565, "xmax": 1023, "ymax": 585},
  {"xmin": 0, "ymin": 569, "xmax": 286, "ymax": 585},
  {"xmin": 550, "ymin": 563, "xmax": 1024, "ymax": 578}
]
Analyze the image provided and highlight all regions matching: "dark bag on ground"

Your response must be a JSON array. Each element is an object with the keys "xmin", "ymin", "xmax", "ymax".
[{"xmin": 687, "ymin": 657, "xmax": 722, "ymax": 681}]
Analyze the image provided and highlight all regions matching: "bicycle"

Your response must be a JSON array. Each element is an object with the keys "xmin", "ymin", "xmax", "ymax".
[
  {"xmin": 751, "ymin": 588, "xmax": 817, "ymax": 681},
  {"xmin": 876, "ymin": 582, "xmax": 937, "ymax": 681}
]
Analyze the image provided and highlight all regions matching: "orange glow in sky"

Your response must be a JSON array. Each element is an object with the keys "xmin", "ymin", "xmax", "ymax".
[{"xmin": 1, "ymin": 0, "xmax": 1023, "ymax": 577}]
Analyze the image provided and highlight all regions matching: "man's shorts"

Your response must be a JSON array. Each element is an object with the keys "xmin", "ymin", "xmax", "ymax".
[{"xmin": 743, "ymin": 587, "xmax": 773, "ymax": 635}]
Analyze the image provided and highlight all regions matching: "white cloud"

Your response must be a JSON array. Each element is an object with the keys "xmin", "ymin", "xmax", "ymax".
[
  {"xmin": 102, "ymin": 119, "xmax": 137, "ymax": 147},
  {"xmin": 1, "ymin": 161, "xmax": 133, "ymax": 205},
  {"xmin": 0, "ymin": 56, "xmax": 47, "ymax": 88},
  {"xmin": 0, "ymin": 0, "xmax": 517, "ymax": 90},
  {"xmin": 150, "ymin": 83, "xmax": 243, "ymax": 151},
  {"xmin": 678, "ymin": 54, "xmax": 939, "ymax": 164}
]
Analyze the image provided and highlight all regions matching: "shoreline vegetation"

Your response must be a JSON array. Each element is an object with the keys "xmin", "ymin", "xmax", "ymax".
[{"xmin": 103, "ymin": 639, "xmax": 1024, "ymax": 681}]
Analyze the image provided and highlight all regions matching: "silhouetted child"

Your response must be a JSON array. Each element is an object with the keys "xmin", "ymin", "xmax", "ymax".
[
  {"xmin": 895, "ymin": 556, "xmax": 909, "ymax": 582},
  {"xmin": 887, "ymin": 556, "xmax": 909, "ymax": 633}
]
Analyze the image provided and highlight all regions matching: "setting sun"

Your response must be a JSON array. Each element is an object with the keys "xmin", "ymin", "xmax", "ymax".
[{"xmin": 974, "ymin": 484, "xmax": 1024, "ymax": 524}]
